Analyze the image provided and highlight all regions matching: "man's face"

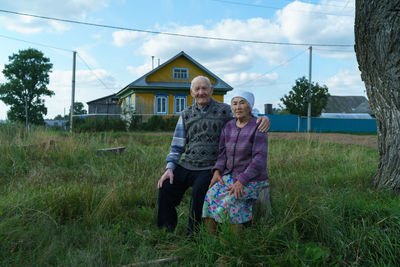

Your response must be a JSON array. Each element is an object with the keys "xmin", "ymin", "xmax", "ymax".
[{"xmin": 190, "ymin": 78, "xmax": 213, "ymax": 108}]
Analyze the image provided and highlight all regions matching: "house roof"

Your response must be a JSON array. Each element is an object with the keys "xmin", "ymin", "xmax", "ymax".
[
  {"xmin": 323, "ymin": 95, "xmax": 372, "ymax": 114},
  {"xmin": 117, "ymin": 51, "xmax": 233, "ymax": 97},
  {"xmin": 87, "ymin": 94, "xmax": 118, "ymax": 104}
]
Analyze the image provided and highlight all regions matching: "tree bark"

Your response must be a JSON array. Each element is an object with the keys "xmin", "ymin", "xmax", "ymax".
[{"xmin": 355, "ymin": 0, "xmax": 400, "ymax": 191}]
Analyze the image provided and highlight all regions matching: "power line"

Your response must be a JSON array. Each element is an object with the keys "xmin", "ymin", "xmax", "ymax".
[
  {"xmin": 0, "ymin": 34, "xmax": 72, "ymax": 52},
  {"xmin": 313, "ymin": 47, "xmax": 354, "ymax": 53},
  {"xmin": 0, "ymin": 9, "xmax": 354, "ymax": 47},
  {"xmin": 211, "ymin": 0, "xmax": 354, "ymax": 17},
  {"xmin": 235, "ymin": 48, "xmax": 308, "ymax": 88},
  {"xmin": 0, "ymin": 33, "xmax": 116, "ymax": 93},
  {"xmin": 341, "ymin": 0, "xmax": 351, "ymax": 12},
  {"xmin": 76, "ymin": 54, "xmax": 117, "ymax": 93}
]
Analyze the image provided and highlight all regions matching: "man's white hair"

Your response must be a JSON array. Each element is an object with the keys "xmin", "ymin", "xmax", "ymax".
[{"xmin": 190, "ymin": 76, "xmax": 211, "ymax": 90}]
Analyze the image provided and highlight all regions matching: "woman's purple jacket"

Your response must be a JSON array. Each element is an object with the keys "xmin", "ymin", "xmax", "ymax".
[{"xmin": 212, "ymin": 116, "xmax": 269, "ymax": 185}]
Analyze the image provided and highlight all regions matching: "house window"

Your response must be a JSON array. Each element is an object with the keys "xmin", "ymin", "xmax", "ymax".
[
  {"xmin": 155, "ymin": 94, "xmax": 168, "ymax": 114},
  {"xmin": 173, "ymin": 68, "xmax": 189, "ymax": 80},
  {"xmin": 174, "ymin": 95, "xmax": 187, "ymax": 114},
  {"xmin": 128, "ymin": 95, "xmax": 131, "ymax": 113}
]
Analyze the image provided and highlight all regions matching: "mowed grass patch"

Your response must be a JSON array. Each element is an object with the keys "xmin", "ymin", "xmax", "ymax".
[{"xmin": 0, "ymin": 125, "xmax": 399, "ymax": 266}]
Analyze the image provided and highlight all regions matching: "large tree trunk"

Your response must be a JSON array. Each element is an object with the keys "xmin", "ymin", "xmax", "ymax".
[{"xmin": 355, "ymin": 1, "xmax": 400, "ymax": 191}]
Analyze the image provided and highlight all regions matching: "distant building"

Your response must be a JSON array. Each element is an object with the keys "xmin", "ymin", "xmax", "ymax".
[
  {"xmin": 44, "ymin": 119, "xmax": 68, "ymax": 130},
  {"xmin": 86, "ymin": 94, "xmax": 121, "ymax": 118},
  {"xmin": 323, "ymin": 95, "xmax": 373, "ymax": 114}
]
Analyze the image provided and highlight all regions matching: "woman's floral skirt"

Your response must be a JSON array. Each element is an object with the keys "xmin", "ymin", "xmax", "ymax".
[{"xmin": 202, "ymin": 174, "xmax": 268, "ymax": 224}]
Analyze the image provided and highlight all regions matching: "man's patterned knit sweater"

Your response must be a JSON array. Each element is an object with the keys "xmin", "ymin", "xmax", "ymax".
[{"xmin": 166, "ymin": 98, "xmax": 232, "ymax": 171}]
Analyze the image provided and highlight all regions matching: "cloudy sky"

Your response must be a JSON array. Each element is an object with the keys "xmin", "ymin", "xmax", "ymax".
[{"xmin": 0, "ymin": 0, "xmax": 362, "ymax": 120}]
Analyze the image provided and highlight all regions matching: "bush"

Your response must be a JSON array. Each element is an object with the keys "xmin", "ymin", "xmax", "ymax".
[
  {"xmin": 71, "ymin": 115, "xmax": 179, "ymax": 132},
  {"xmin": 128, "ymin": 114, "xmax": 143, "ymax": 131},
  {"xmin": 164, "ymin": 116, "xmax": 179, "ymax": 130},
  {"xmin": 73, "ymin": 117, "xmax": 126, "ymax": 132},
  {"xmin": 129, "ymin": 115, "xmax": 178, "ymax": 132},
  {"xmin": 141, "ymin": 116, "xmax": 167, "ymax": 131}
]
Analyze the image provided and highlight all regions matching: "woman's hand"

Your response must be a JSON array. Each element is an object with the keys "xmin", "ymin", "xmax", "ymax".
[
  {"xmin": 226, "ymin": 180, "xmax": 244, "ymax": 199},
  {"xmin": 209, "ymin": 170, "xmax": 224, "ymax": 189}
]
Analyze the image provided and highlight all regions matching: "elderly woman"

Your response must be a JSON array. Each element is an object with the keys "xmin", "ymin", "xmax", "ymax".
[{"xmin": 202, "ymin": 91, "xmax": 269, "ymax": 234}]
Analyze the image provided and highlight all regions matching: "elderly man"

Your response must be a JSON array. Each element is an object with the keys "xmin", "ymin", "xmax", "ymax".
[{"xmin": 157, "ymin": 75, "xmax": 270, "ymax": 234}]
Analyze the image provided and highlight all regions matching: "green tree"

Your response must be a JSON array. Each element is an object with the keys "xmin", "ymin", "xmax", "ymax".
[
  {"xmin": 0, "ymin": 48, "xmax": 54, "ymax": 125},
  {"xmin": 73, "ymin": 102, "xmax": 87, "ymax": 115},
  {"xmin": 280, "ymin": 76, "xmax": 330, "ymax": 117},
  {"xmin": 54, "ymin": 114, "xmax": 68, "ymax": 120}
]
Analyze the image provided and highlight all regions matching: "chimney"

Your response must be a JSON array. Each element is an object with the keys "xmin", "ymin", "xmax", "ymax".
[
  {"xmin": 152, "ymin": 56, "xmax": 154, "ymax": 69},
  {"xmin": 158, "ymin": 58, "xmax": 160, "ymax": 67},
  {"xmin": 264, "ymin": 104, "xmax": 273, "ymax": 114}
]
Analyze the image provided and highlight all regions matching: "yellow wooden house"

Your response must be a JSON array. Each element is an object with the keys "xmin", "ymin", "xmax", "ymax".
[{"xmin": 116, "ymin": 51, "xmax": 232, "ymax": 119}]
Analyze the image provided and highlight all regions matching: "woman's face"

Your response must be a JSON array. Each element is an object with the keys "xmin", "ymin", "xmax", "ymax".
[{"xmin": 231, "ymin": 97, "xmax": 251, "ymax": 119}]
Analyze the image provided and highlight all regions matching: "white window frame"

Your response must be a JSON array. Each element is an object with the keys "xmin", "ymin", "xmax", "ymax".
[
  {"xmin": 174, "ymin": 95, "xmax": 187, "ymax": 114},
  {"xmin": 173, "ymin": 67, "xmax": 189, "ymax": 80},
  {"xmin": 155, "ymin": 94, "xmax": 168, "ymax": 114}
]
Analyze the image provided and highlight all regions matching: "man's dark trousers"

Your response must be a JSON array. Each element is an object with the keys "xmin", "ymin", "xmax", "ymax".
[{"xmin": 157, "ymin": 165, "xmax": 212, "ymax": 234}]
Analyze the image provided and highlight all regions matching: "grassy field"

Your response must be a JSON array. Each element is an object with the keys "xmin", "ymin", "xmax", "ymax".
[{"xmin": 0, "ymin": 124, "xmax": 399, "ymax": 266}]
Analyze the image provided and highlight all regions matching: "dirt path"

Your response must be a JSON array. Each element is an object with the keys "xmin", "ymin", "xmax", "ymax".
[{"xmin": 143, "ymin": 132, "xmax": 378, "ymax": 149}]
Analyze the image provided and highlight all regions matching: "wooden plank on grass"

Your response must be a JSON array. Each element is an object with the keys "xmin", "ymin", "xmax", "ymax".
[
  {"xmin": 96, "ymin": 146, "xmax": 126, "ymax": 155},
  {"xmin": 122, "ymin": 256, "xmax": 183, "ymax": 267}
]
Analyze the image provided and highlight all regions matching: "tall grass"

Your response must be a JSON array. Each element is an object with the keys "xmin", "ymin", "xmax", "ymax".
[{"xmin": 0, "ymin": 123, "xmax": 398, "ymax": 266}]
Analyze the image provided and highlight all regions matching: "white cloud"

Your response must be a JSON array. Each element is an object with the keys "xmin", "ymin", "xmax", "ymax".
[
  {"xmin": 113, "ymin": 18, "xmax": 285, "ymax": 75},
  {"xmin": 112, "ymin": 1, "xmax": 359, "ymax": 111},
  {"xmin": 324, "ymin": 68, "xmax": 366, "ymax": 96},
  {"xmin": 277, "ymin": 0, "xmax": 355, "ymax": 58},
  {"xmin": 112, "ymin": 31, "xmax": 150, "ymax": 46},
  {"xmin": 127, "ymin": 63, "xmax": 152, "ymax": 78},
  {"xmin": 2, "ymin": 16, "xmax": 43, "ymax": 34},
  {"xmin": 114, "ymin": 0, "xmax": 356, "ymax": 82},
  {"xmin": 76, "ymin": 47, "xmax": 100, "ymax": 69},
  {"xmin": 0, "ymin": 0, "xmax": 111, "ymax": 34},
  {"xmin": 223, "ymin": 72, "xmax": 279, "ymax": 89},
  {"xmin": 223, "ymin": 72, "xmax": 279, "ymax": 112},
  {"xmin": 43, "ymin": 68, "xmax": 120, "ymax": 118}
]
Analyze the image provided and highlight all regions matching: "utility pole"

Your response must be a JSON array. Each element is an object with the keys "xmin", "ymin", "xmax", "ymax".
[
  {"xmin": 70, "ymin": 51, "xmax": 77, "ymax": 133},
  {"xmin": 307, "ymin": 46, "xmax": 312, "ymax": 132},
  {"xmin": 106, "ymin": 99, "xmax": 109, "ymax": 130},
  {"xmin": 24, "ymin": 89, "xmax": 29, "ymax": 131}
]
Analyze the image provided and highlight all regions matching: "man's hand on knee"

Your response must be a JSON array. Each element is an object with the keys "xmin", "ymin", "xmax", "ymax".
[{"xmin": 158, "ymin": 168, "xmax": 174, "ymax": 189}]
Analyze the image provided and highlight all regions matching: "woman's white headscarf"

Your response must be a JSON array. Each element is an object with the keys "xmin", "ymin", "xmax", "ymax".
[{"xmin": 231, "ymin": 90, "xmax": 260, "ymax": 115}]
